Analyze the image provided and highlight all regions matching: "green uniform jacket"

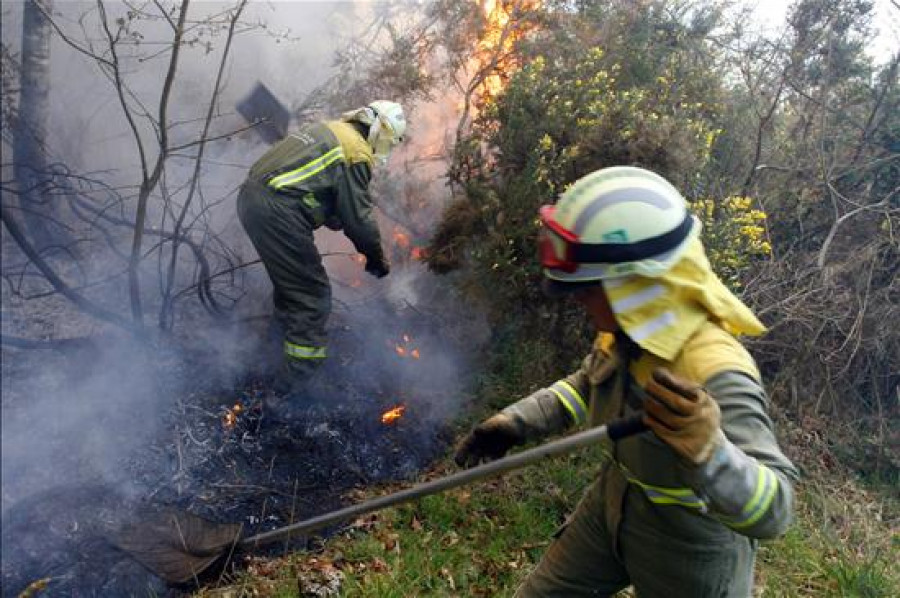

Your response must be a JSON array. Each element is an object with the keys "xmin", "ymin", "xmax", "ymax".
[
  {"xmin": 248, "ymin": 120, "xmax": 386, "ymax": 265},
  {"xmin": 504, "ymin": 320, "xmax": 799, "ymax": 541}
]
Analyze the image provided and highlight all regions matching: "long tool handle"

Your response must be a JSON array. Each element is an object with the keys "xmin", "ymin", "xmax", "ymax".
[{"xmin": 241, "ymin": 414, "xmax": 647, "ymax": 548}]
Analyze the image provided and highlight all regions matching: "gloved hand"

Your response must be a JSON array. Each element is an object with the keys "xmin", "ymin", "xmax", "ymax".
[
  {"xmin": 365, "ymin": 257, "xmax": 390, "ymax": 278},
  {"xmin": 643, "ymin": 368, "xmax": 722, "ymax": 465},
  {"xmin": 454, "ymin": 413, "xmax": 525, "ymax": 468}
]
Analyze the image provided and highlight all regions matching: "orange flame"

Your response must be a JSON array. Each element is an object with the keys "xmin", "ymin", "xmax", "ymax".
[
  {"xmin": 393, "ymin": 229, "xmax": 411, "ymax": 249},
  {"xmin": 480, "ymin": 0, "xmax": 512, "ymax": 98},
  {"xmin": 223, "ymin": 402, "xmax": 243, "ymax": 429},
  {"xmin": 381, "ymin": 405, "xmax": 406, "ymax": 424},
  {"xmin": 394, "ymin": 333, "xmax": 421, "ymax": 360},
  {"xmin": 469, "ymin": 0, "xmax": 540, "ymax": 105}
]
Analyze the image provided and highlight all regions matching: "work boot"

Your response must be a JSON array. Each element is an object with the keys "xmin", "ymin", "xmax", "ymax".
[
  {"xmin": 271, "ymin": 357, "xmax": 320, "ymax": 394},
  {"xmin": 265, "ymin": 365, "xmax": 329, "ymax": 423},
  {"xmin": 264, "ymin": 392, "xmax": 313, "ymax": 423}
]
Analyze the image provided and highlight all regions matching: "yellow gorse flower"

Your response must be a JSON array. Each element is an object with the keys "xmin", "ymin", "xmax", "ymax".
[{"xmin": 690, "ymin": 196, "xmax": 771, "ymax": 289}]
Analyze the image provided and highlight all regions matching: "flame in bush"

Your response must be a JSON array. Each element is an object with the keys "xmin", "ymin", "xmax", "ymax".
[
  {"xmin": 381, "ymin": 404, "xmax": 406, "ymax": 424},
  {"xmin": 391, "ymin": 226, "xmax": 425, "ymax": 261},
  {"xmin": 474, "ymin": 0, "xmax": 540, "ymax": 101},
  {"xmin": 479, "ymin": 0, "xmax": 513, "ymax": 99},
  {"xmin": 393, "ymin": 228, "xmax": 411, "ymax": 249}
]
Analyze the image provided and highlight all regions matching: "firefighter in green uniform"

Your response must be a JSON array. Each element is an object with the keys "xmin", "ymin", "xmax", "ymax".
[
  {"xmin": 238, "ymin": 101, "xmax": 406, "ymax": 394},
  {"xmin": 455, "ymin": 166, "xmax": 799, "ymax": 597}
]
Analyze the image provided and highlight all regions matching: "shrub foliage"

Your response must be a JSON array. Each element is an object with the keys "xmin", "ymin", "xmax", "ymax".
[{"xmin": 425, "ymin": 0, "xmax": 898, "ymax": 477}]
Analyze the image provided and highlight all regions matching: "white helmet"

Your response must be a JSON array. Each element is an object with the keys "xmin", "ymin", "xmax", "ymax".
[
  {"xmin": 341, "ymin": 100, "xmax": 406, "ymax": 163},
  {"xmin": 539, "ymin": 166, "xmax": 699, "ymax": 284}
]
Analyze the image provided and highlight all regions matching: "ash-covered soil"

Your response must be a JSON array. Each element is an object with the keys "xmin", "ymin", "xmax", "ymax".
[{"xmin": 1, "ymin": 306, "xmax": 464, "ymax": 596}]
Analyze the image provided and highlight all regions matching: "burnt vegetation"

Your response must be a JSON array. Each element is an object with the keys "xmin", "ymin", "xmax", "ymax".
[{"xmin": 1, "ymin": 1, "xmax": 468, "ymax": 595}]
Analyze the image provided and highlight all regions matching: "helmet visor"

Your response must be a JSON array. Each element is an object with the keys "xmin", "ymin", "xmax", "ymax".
[{"xmin": 539, "ymin": 205, "xmax": 579, "ymax": 273}]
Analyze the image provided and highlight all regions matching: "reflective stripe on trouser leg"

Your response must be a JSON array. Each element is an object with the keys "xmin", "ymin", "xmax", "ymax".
[
  {"xmin": 284, "ymin": 341, "xmax": 327, "ymax": 360},
  {"xmin": 281, "ymin": 353, "xmax": 324, "ymax": 381},
  {"xmin": 237, "ymin": 180, "xmax": 331, "ymax": 380}
]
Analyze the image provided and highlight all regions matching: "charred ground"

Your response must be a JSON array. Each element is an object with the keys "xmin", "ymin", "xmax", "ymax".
[{"xmin": 1, "ymin": 299, "xmax": 464, "ymax": 596}]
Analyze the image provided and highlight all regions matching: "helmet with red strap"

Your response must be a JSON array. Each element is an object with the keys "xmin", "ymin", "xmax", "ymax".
[{"xmin": 539, "ymin": 166, "xmax": 698, "ymax": 289}]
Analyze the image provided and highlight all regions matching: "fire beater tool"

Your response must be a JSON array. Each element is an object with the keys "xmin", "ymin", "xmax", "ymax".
[
  {"xmin": 114, "ymin": 415, "xmax": 647, "ymax": 584},
  {"xmin": 235, "ymin": 82, "xmax": 291, "ymax": 144}
]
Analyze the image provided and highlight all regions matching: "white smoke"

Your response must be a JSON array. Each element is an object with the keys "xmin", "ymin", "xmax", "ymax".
[{"xmin": 1, "ymin": 0, "xmax": 482, "ymax": 532}]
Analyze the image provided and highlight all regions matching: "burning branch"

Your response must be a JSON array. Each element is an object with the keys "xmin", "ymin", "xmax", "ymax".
[
  {"xmin": 222, "ymin": 402, "xmax": 244, "ymax": 430},
  {"xmin": 456, "ymin": 0, "xmax": 541, "ymax": 143},
  {"xmin": 17, "ymin": 578, "xmax": 51, "ymax": 598},
  {"xmin": 381, "ymin": 405, "xmax": 406, "ymax": 425}
]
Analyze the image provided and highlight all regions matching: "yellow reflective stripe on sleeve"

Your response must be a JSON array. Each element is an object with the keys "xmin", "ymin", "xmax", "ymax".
[
  {"xmin": 549, "ymin": 380, "xmax": 588, "ymax": 424},
  {"xmin": 284, "ymin": 341, "xmax": 327, "ymax": 360},
  {"xmin": 726, "ymin": 465, "xmax": 778, "ymax": 529},
  {"xmin": 550, "ymin": 387, "xmax": 580, "ymax": 423},
  {"xmin": 558, "ymin": 381, "xmax": 587, "ymax": 413},
  {"xmin": 268, "ymin": 147, "xmax": 344, "ymax": 190}
]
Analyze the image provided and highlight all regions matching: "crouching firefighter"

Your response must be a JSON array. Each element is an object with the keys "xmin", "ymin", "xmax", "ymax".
[
  {"xmin": 455, "ymin": 166, "xmax": 799, "ymax": 597},
  {"xmin": 238, "ymin": 101, "xmax": 406, "ymax": 397}
]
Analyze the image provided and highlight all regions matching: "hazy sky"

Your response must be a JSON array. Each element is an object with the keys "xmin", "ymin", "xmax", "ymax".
[{"xmin": 749, "ymin": 0, "xmax": 899, "ymax": 62}]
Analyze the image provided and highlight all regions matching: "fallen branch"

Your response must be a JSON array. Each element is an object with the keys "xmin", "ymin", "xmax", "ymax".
[
  {"xmin": 0, "ymin": 334, "xmax": 97, "ymax": 351},
  {"xmin": 1, "ymin": 202, "xmax": 135, "ymax": 331}
]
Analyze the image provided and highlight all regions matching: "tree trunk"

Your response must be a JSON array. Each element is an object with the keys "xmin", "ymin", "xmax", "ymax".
[{"xmin": 13, "ymin": 0, "xmax": 55, "ymax": 251}]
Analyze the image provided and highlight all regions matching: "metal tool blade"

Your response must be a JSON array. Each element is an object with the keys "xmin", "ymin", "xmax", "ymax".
[{"xmin": 236, "ymin": 82, "xmax": 291, "ymax": 144}]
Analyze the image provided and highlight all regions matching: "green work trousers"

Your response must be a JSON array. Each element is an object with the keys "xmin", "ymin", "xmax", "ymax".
[
  {"xmin": 237, "ymin": 179, "xmax": 330, "ymax": 380},
  {"xmin": 515, "ymin": 466, "xmax": 755, "ymax": 597}
]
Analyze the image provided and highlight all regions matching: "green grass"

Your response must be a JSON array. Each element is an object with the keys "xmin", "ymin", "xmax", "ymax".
[
  {"xmin": 197, "ymin": 343, "xmax": 898, "ymax": 597},
  {"xmin": 197, "ymin": 440, "xmax": 898, "ymax": 598},
  {"xmin": 313, "ymin": 448, "xmax": 601, "ymax": 597},
  {"xmin": 756, "ymin": 476, "xmax": 899, "ymax": 598},
  {"xmin": 196, "ymin": 448, "xmax": 602, "ymax": 597}
]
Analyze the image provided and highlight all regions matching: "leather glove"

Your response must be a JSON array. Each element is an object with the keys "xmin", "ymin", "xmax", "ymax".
[
  {"xmin": 364, "ymin": 257, "xmax": 390, "ymax": 278},
  {"xmin": 643, "ymin": 368, "xmax": 722, "ymax": 465},
  {"xmin": 454, "ymin": 413, "xmax": 525, "ymax": 468}
]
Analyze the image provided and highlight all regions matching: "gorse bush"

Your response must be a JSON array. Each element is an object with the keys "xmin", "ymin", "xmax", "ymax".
[
  {"xmin": 490, "ymin": 48, "xmax": 719, "ymax": 196},
  {"xmin": 691, "ymin": 196, "xmax": 771, "ymax": 289},
  {"xmin": 424, "ymin": 0, "xmax": 897, "ymax": 479},
  {"xmin": 428, "ymin": 34, "xmax": 735, "ymax": 366}
]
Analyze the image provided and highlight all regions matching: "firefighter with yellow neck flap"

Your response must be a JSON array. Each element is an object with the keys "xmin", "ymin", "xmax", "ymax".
[
  {"xmin": 238, "ymin": 101, "xmax": 406, "ymax": 414},
  {"xmin": 454, "ymin": 166, "xmax": 799, "ymax": 597}
]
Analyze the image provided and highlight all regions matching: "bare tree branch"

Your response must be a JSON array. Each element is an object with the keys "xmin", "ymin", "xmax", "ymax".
[
  {"xmin": 1, "ymin": 201, "xmax": 133, "ymax": 329},
  {"xmin": 159, "ymin": 0, "xmax": 247, "ymax": 329}
]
